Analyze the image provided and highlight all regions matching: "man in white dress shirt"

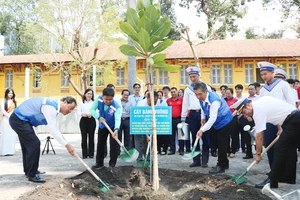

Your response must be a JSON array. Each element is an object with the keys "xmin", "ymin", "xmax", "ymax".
[
  {"xmin": 9, "ymin": 96, "xmax": 76, "ymax": 183},
  {"xmin": 181, "ymin": 66, "xmax": 211, "ymax": 168},
  {"xmin": 254, "ymin": 61, "xmax": 295, "ymax": 188},
  {"xmin": 231, "ymin": 96, "xmax": 300, "ymax": 189},
  {"xmin": 128, "ymin": 83, "xmax": 144, "ymax": 148}
]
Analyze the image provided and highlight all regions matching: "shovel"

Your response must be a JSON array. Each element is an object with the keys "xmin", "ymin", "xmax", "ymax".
[
  {"xmin": 182, "ymin": 136, "xmax": 201, "ymax": 160},
  {"xmin": 137, "ymin": 141, "xmax": 151, "ymax": 168},
  {"xmin": 102, "ymin": 121, "xmax": 139, "ymax": 162},
  {"xmin": 74, "ymin": 153, "xmax": 113, "ymax": 193},
  {"xmin": 231, "ymin": 135, "xmax": 280, "ymax": 184}
]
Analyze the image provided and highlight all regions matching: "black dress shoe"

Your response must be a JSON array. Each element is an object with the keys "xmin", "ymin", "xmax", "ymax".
[
  {"xmin": 28, "ymin": 174, "xmax": 46, "ymax": 183},
  {"xmin": 89, "ymin": 156, "xmax": 94, "ymax": 159},
  {"xmin": 179, "ymin": 151, "xmax": 184, "ymax": 155},
  {"xmin": 270, "ymin": 180, "xmax": 278, "ymax": 188},
  {"xmin": 209, "ymin": 165, "xmax": 225, "ymax": 174},
  {"xmin": 92, "ymin": 163, "xmax": 104, "ymax": 169},
  {"xmin": 189, "ymin": 162, "xmax": 201, "ymax": 167},
  {"xmin": 255, "ymin": 178, "xmax": 270, "ymax": 189},
  {"xmin": 202, "ymin": 163, "xmax": 208, "ymax": 168},
  {"xmin": 186, "ymin": 149, "xmax": 191, "ymax": 153},
  {"xmin": 25, "ymin": 170, "xmax": 46, "ymax": 178},
  {"xmin": 83, "ymin": 156, "xmax": 88, "ymax": 159},
  {"xmin": 243, "ymin": 155, "xmax": 253, "ymax": 159},
  {"xmin": 168, "ymin": 151, "xmax": 175, "ymax": 155}
]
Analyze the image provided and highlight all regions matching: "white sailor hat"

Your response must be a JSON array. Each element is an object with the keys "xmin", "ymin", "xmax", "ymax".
[
  {"xmin": 230, "ymin": 97, "xmax": 250, "ymax": 114},
  {"xmin": 186, "ymin": 66, "xmax": 200, "ymax": 75},
  {"xmin": 274, "ymin": 68, "xmax": 287, "ymax": 80},
  {"xmin": 257, "ymin": 61, "xmax": 276, "ymax": 72}
]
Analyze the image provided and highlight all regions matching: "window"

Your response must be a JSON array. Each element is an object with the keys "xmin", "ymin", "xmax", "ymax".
[
  {"xmin": 61, "ymin": 71, "xmax": 69, "ymax": 87},
  {"xmin": 289, "ymin": 63, "xmax": 298, "ymax": 79},
  {"xmin": 159, "ymin": 69, "xmax": 168, "ymax": 85},
  {"xmin": 180, "ymin": 65, "xmax": 191, "ymax": 85},
  {"xmin": 33, "ymin": 68, "xmax": 42, "ymax": 88},
  {"xmin": 223, "ymin": 64, "xmax": 232, "ymax": 84},
  {"xmin": 5, "ymin": 70, "xmax": 13, "ymax": 88},
  {"xmin": 116, "ymin": 68, "xmax": 124, "ymax": 86},
  {"xmin": 245, "ymin": 64, "xmax": 254, "ymax": 84},
  {"xmin": 89, "ymin": 71, "xmax": 104, "ymax": 86},
  {"xmin": 210, "ymin": 64, "xmax": 221, "ymax": 84}
]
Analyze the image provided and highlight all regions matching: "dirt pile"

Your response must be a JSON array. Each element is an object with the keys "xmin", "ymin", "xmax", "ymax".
[{"xmin": 19, "ymin": 166, "xmax": 271, "ymax": 200}]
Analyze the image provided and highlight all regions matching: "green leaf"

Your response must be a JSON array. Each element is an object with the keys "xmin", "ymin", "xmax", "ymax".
[
  {"xmin": 126, "ymin": 8, "xmax": 140, "ymax": 32},
  {"xmin": 145, "ymin": 5, "xmax": 160, "ymax": 30},
  {"xmin": 236, "ymin": 189, "xmax": 246, "ymax": 193},
  {"xmin": 152, "ymin": 53, "xmax": 166, "ymax": 63},
  {"xmin": 119, "ymin": 21, "xmax": 139, "ymax": 42},
  {"xmin": 150, "ymin": 39, "xmax": 173, "ymax": 54},
  {"xmin": 119, "ymin": 44, "xmax": 144, "ymax": 57},
  {"xmin": 147, "ymin": 57, "xmax": 154, "ymax": 65},
  {"xmin": 143, "ymin": 0, "xmax": 151, "ymax": 8},
  {"xmin": 138, "ymin": 28, "xmax": 151, "ymax": 52},
  {"xmin": 137, "ymin": 0, "xmax": 144, "ymax": 11},
  {"xmin": 138, "ymin": 15, "xmax": 151, "ymax": 34},
  {"xmin": 154, "ymin": 63, "xmax": 181, "ymax": 72},
  {"xmin": 130, "ymin": 39, "xmax": 145, "ymax": 54},
  {"xmin": 138, "ymin": 10, "xmax": 145, "ymax": 18},
  {"xmin": 151, "ymin": 17, "xmax": 171, "ymax": 40},
  {"xmin": 150, "ymin": 35, "xmax": 161, "ymax": 44}
]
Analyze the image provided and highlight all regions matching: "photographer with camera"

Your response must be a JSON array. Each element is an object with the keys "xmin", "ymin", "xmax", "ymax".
[{"xmin": 9, "ymin": 96, "xmax": 77, "ymax": 183}]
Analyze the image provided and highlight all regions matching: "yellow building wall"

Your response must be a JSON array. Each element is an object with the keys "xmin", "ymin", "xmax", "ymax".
[{"xmin": 1, "ymin": 57, "xmax": 300, "ymax": 103}]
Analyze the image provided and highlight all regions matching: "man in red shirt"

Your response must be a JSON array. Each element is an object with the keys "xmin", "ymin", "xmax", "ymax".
[{"xmin": 166, "ymin": 87, "xmax": 184, "ymax": 155}]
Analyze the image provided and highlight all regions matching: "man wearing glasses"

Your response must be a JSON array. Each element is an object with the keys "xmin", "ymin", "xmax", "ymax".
[
  {"xmin": 9, "ymin": 96, "xmax": 77, "ymax": 183},
  {"xmin": 128, "ymin": 83, "xmax": 144, "ymax": 148}
]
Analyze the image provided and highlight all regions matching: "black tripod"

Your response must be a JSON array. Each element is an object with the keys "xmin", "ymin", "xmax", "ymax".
[{"xmin": 42, "ymin": 136, "xmax": 56, "ymax": 155}]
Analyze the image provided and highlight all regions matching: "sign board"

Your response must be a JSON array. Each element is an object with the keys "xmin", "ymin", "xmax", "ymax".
[{"xmin": 130, "ymin": 106, "xmax": 172, "ymax": 135}]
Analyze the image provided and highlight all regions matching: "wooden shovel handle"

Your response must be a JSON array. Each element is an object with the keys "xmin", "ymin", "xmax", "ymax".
[
  {"xmin": 102, "ymin": 121, "xmax": 123, "ymax": 146},
  {"xmin": 74, "ymin": 153, "xmax": 101, "ymax": 180},
  {"xmin": 246, "ymin": 135, "xmax": 280, "ymax": 171}
]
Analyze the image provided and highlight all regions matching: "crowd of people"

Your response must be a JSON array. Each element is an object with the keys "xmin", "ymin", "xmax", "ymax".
[{"xmin": 1, "ymin": 61, "xmax": 300, "ymax": 189}]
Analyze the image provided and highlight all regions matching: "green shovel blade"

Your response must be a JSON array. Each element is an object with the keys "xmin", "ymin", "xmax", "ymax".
[
  {"xmin": 182, "ymin": 151, "xmax": 201, "ymax": 160},
  {"xmin": 136, "ymin": 160, "xmax": 150, "ymax": 168},
  {"xmin": 120, "ymin": 148, "xmax": 139, "ymax": 162},
  {"xmin": 230, "ymin": 170, "xmax": 248, "ymax": 185},
  {"xmin": 100, "ymin": 184, "xmax": 114, "ymax": 193}
]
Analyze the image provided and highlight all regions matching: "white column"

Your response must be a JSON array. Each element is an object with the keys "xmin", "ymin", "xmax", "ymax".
[{"xmin": 25, "ymin": 67, "xmax": 30, "ymax": 100}]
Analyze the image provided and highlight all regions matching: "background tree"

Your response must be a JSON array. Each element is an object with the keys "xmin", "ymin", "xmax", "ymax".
[
  {"xmin": 179, "ymin": 0, "xmax": 247, "ymax": 39},
  {"xmin": 245, "ymin": 27, "xmax": 284, "ymax": 39},
  {"xmin": 159, "ymin": 0, "xmax": 185, "ymax": 40},
  {"xmin": 0, "ymin": 0, "xmax": 38, "ymax": 55},
  {"xmin": 35, "ymin": 0, "xmax": 124, "ymax": 97}
]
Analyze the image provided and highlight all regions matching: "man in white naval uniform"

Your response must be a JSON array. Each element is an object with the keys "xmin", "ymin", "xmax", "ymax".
[
  {"xmin": 181, "ymin": 66, "xmax": 211, "ymax": 168},
  {"xmin": 252, "ymin": 61, "xmax": 295, "ymax": 188},
  {"xmin": 231, "ymin": 96, "xmax": 300, "ymax": 189}
]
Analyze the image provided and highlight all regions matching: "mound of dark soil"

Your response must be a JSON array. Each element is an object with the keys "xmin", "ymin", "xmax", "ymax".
[{"xmin": 19, "ymin": 166, "xmax": 271, "ymax": 200}]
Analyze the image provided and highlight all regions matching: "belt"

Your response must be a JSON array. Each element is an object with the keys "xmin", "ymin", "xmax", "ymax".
[
  {"xmin": 190, "ymin": 110, "xmax": 201, "ymax": 112},
  {"xmin": 122, "ymin": 117, "xmax": 130, "ymax": 120},
  {"xmin": 284, "ymin": 110, "xmax": 299, "ymax": 122}
]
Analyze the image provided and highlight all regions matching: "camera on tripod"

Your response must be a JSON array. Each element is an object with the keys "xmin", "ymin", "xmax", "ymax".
[{"xmin": 42, "ymin": 136, "xmax": 56, "ymax": 155}]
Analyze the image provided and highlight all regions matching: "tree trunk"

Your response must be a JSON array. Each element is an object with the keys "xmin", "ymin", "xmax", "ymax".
[
  {"xmin": 147, "ymin": 63, "xmax": 159, "ymax": 191},
  {"xmin": 127, "ymin": 0, "xmax": 137, "ymax": 94}
]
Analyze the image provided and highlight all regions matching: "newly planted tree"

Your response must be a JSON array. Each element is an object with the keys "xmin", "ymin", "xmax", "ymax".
[{"xmin": 119, "ymin": 0, "xmax": 180, "ymax": 190}]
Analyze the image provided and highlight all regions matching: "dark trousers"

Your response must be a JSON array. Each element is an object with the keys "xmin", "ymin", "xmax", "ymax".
[
  {"xmin": 9, "ymin": 113, "xmax": 40, "ymax": 177},
  {"xmin": 96, "ymin": 127, "xmax": 119, "ymax": 167},
  {"xmin": 264, "ymin": 123, "xmax": 278, "ymax": 168},
  {"xmin": 210, "ymin": 126, "xmax": 218, "ymax": 153},
  {"xmin": 187, "ymin": 110, "xmax": 202, "ymax": 164},
  {"xmin": 240, "ymin": 117, "xmax": 254, "ymax": 157},
  {"xmin": 169, "ymin": 117, "xmax": 181, "ymax": 152},
  {"xmin": 228, "ymin": 116, "xmax": 239, "ymax": 154},
  {"xmin": 270, "ymin": 112, "xmax": 300, "ymax": 184},
  {"xmin": 216, "ymin": 119, "xmax": 232, "ymax": 168},
  {"xmin": 79, "ymin": 117, "xmax": 96, "ymax": 157},
  {"xmin": 157, "ymin": 135, "xmax": 169, "ymax": 153},
  {"xmin": 118, "ymin": 118, "xmax": 130, "ymax": 150}
]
